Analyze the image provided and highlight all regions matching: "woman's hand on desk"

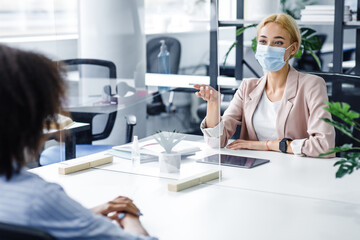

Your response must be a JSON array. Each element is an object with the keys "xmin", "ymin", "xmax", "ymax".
[
  {"xmin": 227, "ymin": 139, "xmax": 269, "ymax": 151},
  {"xmin": 193, "ymin": 84, "xmax": 219, "ymax": 103},
  {"xmin": 91, "ymin": 196, "xmax": 141, "ymax": 217},
  {"xmin": 227, "ymin": 139, "xmax": 256, "ymax": 150},
  {"xmin": 227, "ymin": 139, "xmax": 294, "ymax": 154}
]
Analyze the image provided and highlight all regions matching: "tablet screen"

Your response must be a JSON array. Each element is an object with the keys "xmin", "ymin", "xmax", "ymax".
[{"xmin": 197, "ymin": 154, "xmax": 270, "ymax": 168}]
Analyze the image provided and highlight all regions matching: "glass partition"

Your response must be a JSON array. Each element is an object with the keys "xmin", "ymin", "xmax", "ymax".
[
  {"xmin": 0, "ymin": 0, "xmax": 71, "ymax": 167},
  {"xmin": 38, "ymin": 0, "xmax": 222, "ymax": 184}
]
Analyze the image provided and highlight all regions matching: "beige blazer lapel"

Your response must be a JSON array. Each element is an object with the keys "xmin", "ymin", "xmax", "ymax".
[
  {"xmin": 245, "ymin": 75, "xmax": 267, "ymax": 140},
  {"xmin": 276, "ymin": 66, "xmax": 299, "ymax": 139}
]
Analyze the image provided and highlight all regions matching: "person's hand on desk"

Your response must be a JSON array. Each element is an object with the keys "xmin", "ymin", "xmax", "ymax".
[
  {"xmin": 91, "ymin": 196, "xmax": 150, "ymax": 236},
  {"xmin": 227, "ymin": 139, "xmax": 294, "ymax": 154},
  {"xmin": 112, "ymin": 213, "xmax": 149, "ymax": 236},
  {"xmin": 227, "ymin": 139, "xmax": 265, "ymax": 151},
  {"xmin": 91, "ymin": 196, "xmax": 141, "ymax": 217}
]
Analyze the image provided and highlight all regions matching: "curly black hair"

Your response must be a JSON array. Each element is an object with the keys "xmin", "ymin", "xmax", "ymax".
[{"xmin": 0, "ymin": 44, "xmax": 66, "ymax": 180}]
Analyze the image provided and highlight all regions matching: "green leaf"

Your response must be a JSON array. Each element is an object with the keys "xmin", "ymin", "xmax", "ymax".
[
  {"xmin": 336, "ymin": 168, "xmax": 348, "ymax": 178},
  {"xmin": 301, "ymin": 27, "xmax": 316, "ymax": 38},
  {"xmin": 318, "ymin": 144, "xmax": 358, "ymax": 157},
  {"xmin": 301, "ymin": 30, "xmax": 322, "ymax": 50},
  {"xmin": 307, "ymin": 48, "xmax": 321, "ymax": 69},
  {"xmin": 223, "ymin": 24, "xmax": 257, "ymax": 67},
  {"xmin": 333, "ymin": 159, "xmax": 347, "ymax": 166},
  {"xmin": 280, "ymin": 0, "xmax": 286, "ymax": 8},
  {"xmin": 298, "ymin": 27, "xmax": 323, "ymax": 66},
  {"xmin": 333, "ymin": 152, "xmax": 360, "ymax": 178},
  {"xmin": 322, "ymin": 100, "xmax": 360, "ymax": 177},
  {"xmin": 251, "ymin": 37, "xmax": 257, "ymax": 52},
  {"xmin": 321, "ymin": 118, "xmax": 360, "ymax": 142},
  {"xmin": 223, "ymin": 41, "xmax": 237, "ymax": 68},
  {"xmin": 323, "ymin": 102, "xmax": 360, "ymax": 126},
  {"xmin": 235, "ymin": 24, "xmax": 257, "ymax": 37},
  {"xmin": 294, "ymin": 48, "xmax": 302, "ymax": 59}
]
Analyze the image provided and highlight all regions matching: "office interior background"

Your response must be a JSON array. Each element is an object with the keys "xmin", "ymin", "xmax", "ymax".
[
  {"xmin": 3, "ymin": 1, "xmax": 360, "ymax": 239},
  {"xmin": 0, "ymin": 0, "xmax": 358, "ymax": 157}
]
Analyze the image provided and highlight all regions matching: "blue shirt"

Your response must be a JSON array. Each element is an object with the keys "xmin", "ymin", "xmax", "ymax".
[{"xmin": 0, "ymin": 170, "xmax": 156, "ymax": 240}]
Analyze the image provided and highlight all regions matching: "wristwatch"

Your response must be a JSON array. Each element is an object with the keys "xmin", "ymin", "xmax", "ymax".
[{"xmin": 279, "ymin": 138, "xmax": 292, "ymax": 153}]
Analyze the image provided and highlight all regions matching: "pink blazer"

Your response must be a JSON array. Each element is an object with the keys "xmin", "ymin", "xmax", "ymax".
[{"xmin": 220, "ymin": 66, "xmax": 335, "ymax": 157}]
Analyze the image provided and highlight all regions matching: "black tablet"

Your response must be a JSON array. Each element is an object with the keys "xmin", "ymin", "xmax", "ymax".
[{"xmin": 197, "ymin": 154, "xmax": 270, "ymax": 169}]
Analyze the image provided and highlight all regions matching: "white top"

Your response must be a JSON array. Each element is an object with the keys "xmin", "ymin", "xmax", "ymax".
[{"xmin": 252, "ymin": 91, "xmax": 280, "ymax": 141}]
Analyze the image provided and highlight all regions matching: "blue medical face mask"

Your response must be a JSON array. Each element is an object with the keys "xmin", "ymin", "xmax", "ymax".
[{"xmin": 255, "ymin": 44, "xmax": 293, "ymax": 72}]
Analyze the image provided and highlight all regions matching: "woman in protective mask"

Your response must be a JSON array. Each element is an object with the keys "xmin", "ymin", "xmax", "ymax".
[{"xmin": 194, "ymin": 13, "xmax": 335, "ymax": 157}]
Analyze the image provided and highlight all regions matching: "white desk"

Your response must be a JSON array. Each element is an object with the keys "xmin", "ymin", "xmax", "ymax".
[
  {"xmin": 96, "ymin": 133, "xmax": 360, "ymax": 205},
  {"xmin": 216, "ymin": 148, "xmax": 360, "ymax": 205},
  {"xmin": 29, "ymin": 134, "xmax": 360, "ymax": 240},
  {"xmin": 95, "ymin": 149, "xmax": 360, "ymax": 204},
  {"xmin": 328, "ymin": 60, "xmax": 355, "ymax": 69},
  {"xmin": 44, "ymin": 122, "xmax": 90, "ymax": 135}
]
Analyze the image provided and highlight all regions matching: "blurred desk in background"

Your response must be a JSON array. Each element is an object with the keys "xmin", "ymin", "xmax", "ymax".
[
  {"xmin": 44, "ymin": 122, "xmax": 90, "ymax": 160},
  {"xmin": 145, "ymin": 73, "xmax": 241, "ymax": 91}
]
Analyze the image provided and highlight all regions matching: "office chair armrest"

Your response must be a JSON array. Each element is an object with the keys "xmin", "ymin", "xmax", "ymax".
[
  {"xmin": 92, "ymin": 112, "xmax": 117, "ymax": 142},
  {"xmin": 125, "ymin": 114, "xmax": 137, "ymax": 126},
  {"xmin": 125, "ymin": 115, "xmax": 137, "ymax": 143}
]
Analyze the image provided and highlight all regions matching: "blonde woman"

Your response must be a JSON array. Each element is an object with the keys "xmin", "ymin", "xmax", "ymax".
[{"xmin": 194, "ymin": 13, "xmax": 335, "ymax": 157}]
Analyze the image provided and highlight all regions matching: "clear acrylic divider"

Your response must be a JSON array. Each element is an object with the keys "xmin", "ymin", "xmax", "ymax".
[
  {"xmin": 86, "ymin": 84, "xmax": 221, "ymax": 182},
  {"xmin": 39, "ymin": 0, "xmax": 74, "ymax": 166},
  {"xmin": 39, "ymin": 0, "xmax": 222, "ymax": 199}
]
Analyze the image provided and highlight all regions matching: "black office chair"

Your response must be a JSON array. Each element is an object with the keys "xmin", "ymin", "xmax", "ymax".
[
  {"xmin": 63, "ymin": 59, "xmax": 118, "ymax": 144},
  {"xmin": 309, "ymin": 72, "xmax": 360, "ymax": 149},
  {"xmin": 0, "ymin": 222, "xmax": 56, "ymax": 240},
  {"xmin": 40, "ymin": 59, "xmax": 136, "ymax": 165},
  {"xmin": 146, "ymin": 37, "xmax": 181, "ymax": 115},
  {"xmin": 147, "ymin": 37, "xmax": 181, "ymax": 74}
]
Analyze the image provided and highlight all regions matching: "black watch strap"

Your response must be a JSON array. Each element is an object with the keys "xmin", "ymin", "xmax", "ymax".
[{"xmin": 279, "ymin": 138, "xmax": 292, "ymax": 153}]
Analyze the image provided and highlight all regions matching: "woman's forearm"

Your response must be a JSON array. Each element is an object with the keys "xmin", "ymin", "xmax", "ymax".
[
  {"xmin": 267, "ymin": 140, "xmax": 293, "ymax": 154},
  {"xmin": 205, "ymin": 101, "xmax": 220, "ymax": 128}
]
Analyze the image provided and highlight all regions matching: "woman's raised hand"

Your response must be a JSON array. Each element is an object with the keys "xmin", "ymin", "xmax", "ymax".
[{"xmin": 194, "ymin": 84, "xmax": 219, "ymax": 103}]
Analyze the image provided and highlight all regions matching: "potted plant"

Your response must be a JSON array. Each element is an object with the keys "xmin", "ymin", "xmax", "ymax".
[
  {"xmin": 153, "ymin": 131, "xmax": 185, "ymax": 173},
  {"xmin": 223, "ymin": 25, "xmax": 323, "ymax": 70},
  {"xmin": 320, "ymin": 102, "xmax": 360, "ymax": 178},
  {"xmin": 223, "ymin": 0, "xmax": 323, "ymax": 71}
]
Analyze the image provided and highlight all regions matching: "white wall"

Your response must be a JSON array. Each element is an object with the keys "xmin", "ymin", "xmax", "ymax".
[{"xmin": 0, "ymin": 37, "xmax": 77, "ymax": 60}]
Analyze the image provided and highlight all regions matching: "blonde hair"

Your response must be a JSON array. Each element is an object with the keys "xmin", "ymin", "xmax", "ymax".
[{"xmin": 257, "ymin": 13, "xmax": 301, "ymax": 57}]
